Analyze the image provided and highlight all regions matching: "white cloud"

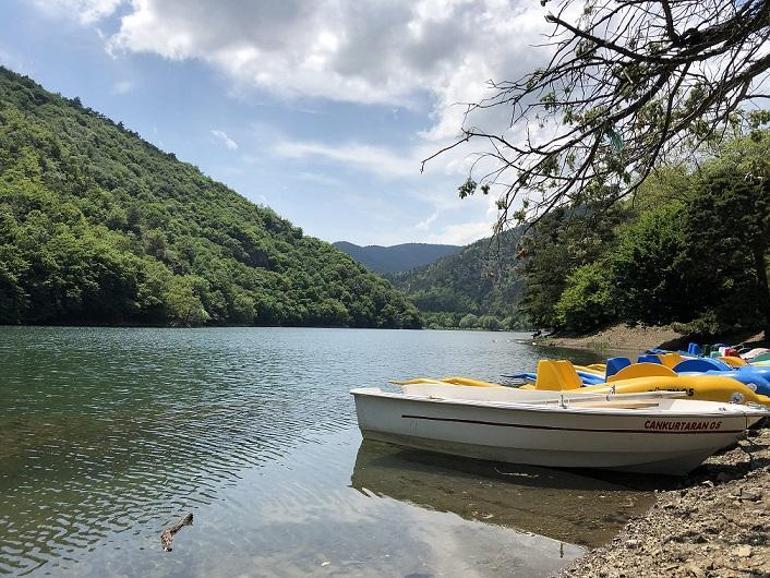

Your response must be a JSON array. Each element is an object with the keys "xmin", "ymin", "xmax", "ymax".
[
  {"xmin": 428, "ymin": 220, "xmax": 494, "ymax": 245},
  {"xmin": 44, "ymin": 0, "xmax": 551, "ymax": 134},
  {"xmin": 211, "ymin": 129, "xmax": 239, "ymax": 151},
  {"xmin": 37, "ymin": 0, "xmax": 556, "ymax": 243},
  {"xmin": 32, "ymin": 0, "xmax": 124, "ymax": 24},
  {"xmin": 293, "ymin": 171, "xmax": 342, "ymax": 188},
  {"xmin": 0, "ymin": 47, "xmax": 25, "ymax": 72},
  {"xmin": 415, "ymin": 210, "xmax": 439, "ymax": 231},
  {"xmin": 111, "ymin": 79, "xmax": 134, "ymax": 94},
  {"xmin": 274, "ymin": 139, "xmax": 417, "ymax": 178}
]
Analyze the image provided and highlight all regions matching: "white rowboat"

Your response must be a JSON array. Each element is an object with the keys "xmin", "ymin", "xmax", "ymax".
[{"xmin": 351, "ymin": 386, "xmax": 767, "ymax": 475}]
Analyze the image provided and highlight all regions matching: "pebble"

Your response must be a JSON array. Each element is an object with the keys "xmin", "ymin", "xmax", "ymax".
[
  {"xmin": 716, "ymin": 472, "xmax": 732, "ymax": 484},
  {"xmin": 557, "ymin": 428, "xmax": 770, "ymax": 578},
  {"xmin": 684, "ymin": 563, "xmax": 705, "ymax": 578},
  {"xmin": 733, "ymin": 544, "xmax": 752, "ymax": 557}
]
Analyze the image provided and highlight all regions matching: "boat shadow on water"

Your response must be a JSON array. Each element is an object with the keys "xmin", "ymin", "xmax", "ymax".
[{"xmin": 350, "ymin": 439, "xmax": 673, "ymax": 548}]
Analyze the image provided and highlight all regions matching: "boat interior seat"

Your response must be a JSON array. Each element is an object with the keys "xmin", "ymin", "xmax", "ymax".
[
  {"xmin": 674, "ymin": 358, "xmax": 730, "ymax": 373},
  {"xmin": 658, "ymin": 352, "xmax": 684, "ymax": 368},
  {"xmin": 572, "ymin": 400, "xmax": 661, "ymax": 409},
  {"xmin": 607, "ymin": 362, "xmax": 677, "ymax": 382},
  {"xmin": 535, "ymin": 360, "xmax": 583, "ymax": 391},
  {"xmin": 391, "ymin": 378, "xmax": 446, "ymax": 386},
  {"xmin": 637, "ymin": 354, "xmax": 662, "ymax": 364},
  {"xmin": 719, "ymin": 356, "xmax": 747, "ymax": 367},
  {"xmin": 441, "ymin": 376, "xmax": 501, "ymax": 388},
  {"xmin": 575, "ymin": 370, "xmax": 606, "ymax": 385},
  {"xmin": 734, "ymin": 366, "xmax": 770, "ymax": 394},
  {"xmin": 605, "ymin": 357, "xmax": 631, "ymax": 379}
]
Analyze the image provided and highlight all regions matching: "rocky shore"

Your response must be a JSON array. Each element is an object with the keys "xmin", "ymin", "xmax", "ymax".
[{"xmin": 558, "ymin": 424, "xmax": 770, "ymax": 578}]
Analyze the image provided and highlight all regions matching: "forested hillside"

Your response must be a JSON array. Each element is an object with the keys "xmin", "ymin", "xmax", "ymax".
[
  {"xmin": 0, "ymin": 67, "xmax": 421, "ymax": 328},
  {"xmin": 389, "ymin": 230, "xmax": 526, "ymax": 330},
  {"xmin": 333, "ymin": 241, "xmax": 462, "ymax": 274},
  {"xmin": 393, "ymin": 127, "xmax": 770, "ymax": 338},
  {"xmin": 519, "ymin": 133, "xmax": 770, "ymax": 338}
]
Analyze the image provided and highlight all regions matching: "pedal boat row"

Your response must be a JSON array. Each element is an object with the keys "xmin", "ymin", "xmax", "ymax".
[{"xmin": 351, "ymin": 360, "xmax": 769, "ymax": 475}]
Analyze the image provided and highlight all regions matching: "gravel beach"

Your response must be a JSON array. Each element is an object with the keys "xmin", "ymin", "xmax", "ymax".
[
  {"xmin": 536, "ymin": 324, "xmax": 686, "ymax": 352},
  {"xmin": 558, "ymin": 423, "xmax": 770, "ymax": 578}
]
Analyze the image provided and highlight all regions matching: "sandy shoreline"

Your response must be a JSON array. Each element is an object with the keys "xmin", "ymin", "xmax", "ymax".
[
  {"xmin": 536, "ymin": 324, "xmax": 769, "ymax": 355},
  {"xmin": 556, "ymin": 424, "xmax": 770, "ymax": 577}
]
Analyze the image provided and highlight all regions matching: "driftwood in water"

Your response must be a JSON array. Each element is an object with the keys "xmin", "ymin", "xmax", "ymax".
[{"xmin": 160, "ymin": 513, "xmax": 193, "ymax": 552}]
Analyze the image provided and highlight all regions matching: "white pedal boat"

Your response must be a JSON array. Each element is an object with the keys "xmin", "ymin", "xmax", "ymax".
[{"xmin": 351, "ymin": 384, "xmax": 768, "ymax": 475}]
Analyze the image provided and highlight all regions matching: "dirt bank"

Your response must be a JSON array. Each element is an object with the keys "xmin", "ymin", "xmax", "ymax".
[
  {"xmin": 536, "ymin": 324, "xmax": 686, "ymax": 352},
  {"xmin": 537, "ymin": 325, "xmax": 769, "ymax": 354},
  {"xmin": 558, "ymin": 425, "xmax": 770, "ymax": 578}
]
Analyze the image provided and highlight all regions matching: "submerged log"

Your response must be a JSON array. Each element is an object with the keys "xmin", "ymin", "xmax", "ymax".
[{"xmin": 160, "ymin": 513, "xmax": 193, "ymax": 552}]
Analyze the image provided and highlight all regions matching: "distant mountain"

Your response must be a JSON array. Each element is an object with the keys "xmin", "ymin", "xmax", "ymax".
[
  {"xmin": 333, "ymin": 241, "xmax": 463, "ymax": 274},
  {"xmin": 388, "ymin": 229, "xmax": 527, "ymax": 329},
  {"xmin": 0, "ymin": 67, "xmax": 421, "ymax": 328}
]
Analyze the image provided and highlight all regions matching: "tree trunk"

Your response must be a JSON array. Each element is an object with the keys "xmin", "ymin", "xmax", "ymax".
[{"xmin": 754, "ymin": 246, "xmax": 770, "ymax": 340}]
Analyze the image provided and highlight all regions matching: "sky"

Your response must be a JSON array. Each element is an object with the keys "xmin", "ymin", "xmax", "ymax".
[{"xmin": 0, "ymin": 0, "xmax": 551, "ymax": 246}]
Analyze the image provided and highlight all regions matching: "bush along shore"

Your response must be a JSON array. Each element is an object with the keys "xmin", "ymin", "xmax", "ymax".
[{"xmin": 557, "ymin": 423, "xmax": 770, "ymax": 577}]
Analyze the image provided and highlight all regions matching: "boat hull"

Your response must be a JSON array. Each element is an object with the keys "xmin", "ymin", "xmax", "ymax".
[{"xmin": 352, "ymin": 390, "xmax": 762, "ymax": 475}]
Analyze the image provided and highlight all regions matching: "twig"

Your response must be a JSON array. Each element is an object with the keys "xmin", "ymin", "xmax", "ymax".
[{"xmin": 160, "ymin": 513, "xmax": 193, "ymax": 552}]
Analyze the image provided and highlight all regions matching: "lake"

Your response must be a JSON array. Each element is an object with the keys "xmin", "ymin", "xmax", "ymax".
[{"xmin": 0, "ymin": 327, "xmax": 654, "ymax": 577}]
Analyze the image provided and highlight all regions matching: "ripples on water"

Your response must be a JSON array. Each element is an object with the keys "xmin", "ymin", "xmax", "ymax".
[{"xmin": 0, "ymin": 327, "xmax": 648, "ymax": 577}]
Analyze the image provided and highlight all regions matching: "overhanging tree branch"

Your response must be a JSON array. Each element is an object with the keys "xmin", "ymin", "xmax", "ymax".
[{"xmin": 424, "ymin": 0, "xmax": 770, "ymax": 228}]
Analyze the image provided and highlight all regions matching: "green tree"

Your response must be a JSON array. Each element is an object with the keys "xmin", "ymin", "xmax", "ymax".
[
  {"xmin": 164, "ymin": 276, "xmax": 210, "ymax": 326},
  {"xmin": 554, "ymin": 263, "xmax": 616, "ymax": 333},
  {"xmin": 479, "ymin": 315, "xmax": 501, "ymax": 331},
  {"xmin": 520, "ymin": 204, "xmax": 626, "ymax": 328},
  {"xmin": 231, "ymin": 292, "xmax": 256, "ymax": 325},
  {"xmin": 458, "ymin": 313, "xmax": 479, "ymax": 329},
  {"xmin": 683, "ymin": 135, "xmax": 770, "ymax": 336},
  {"xmin": 610, "ymin": 203, "xmax": 689, "ymax": 325}
]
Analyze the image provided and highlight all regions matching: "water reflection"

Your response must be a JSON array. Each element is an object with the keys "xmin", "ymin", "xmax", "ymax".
[
  {"xmin": 28, "ymin": 428, "xmax": 588, "ymax": 578},
  {"xmin": 0, "ymin": 327, "xmax": 610, "ymax": 576},
  {"xmin": 351, "ymin": 439, "xmax": 655, "ymax": 548},
  {"xmin": 0, "ymin": 327, "xmax": 355, "ymax": 575}
]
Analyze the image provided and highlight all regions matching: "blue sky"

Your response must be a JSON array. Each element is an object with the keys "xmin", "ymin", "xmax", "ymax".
[{"xmin": 0, "ymin": 0, "xmax": 548, "ymax": 246}]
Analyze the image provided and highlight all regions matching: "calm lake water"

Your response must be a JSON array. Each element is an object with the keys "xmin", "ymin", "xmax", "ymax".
[{"xmin": 0, "ymin": 327, "xmax": 654, "ymax": 577}]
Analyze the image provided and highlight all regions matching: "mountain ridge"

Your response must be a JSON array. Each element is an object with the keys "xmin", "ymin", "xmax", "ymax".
[
  {"xmin": 387, "ymin": 230, "xmax": 527, "ymax": 329},
  {"xmin": 333, "ymin": 241, "xmax": 462, "ymax": 274}
]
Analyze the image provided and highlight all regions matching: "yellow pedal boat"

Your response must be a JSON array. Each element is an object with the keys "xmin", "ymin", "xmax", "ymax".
[
  {"xmin": 531, "ymin": 360, "xmax": 770, "ymax": 406},
  {"xmin": 398, "ymin": 360, "xmax": 770, "ymax": 407}
]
